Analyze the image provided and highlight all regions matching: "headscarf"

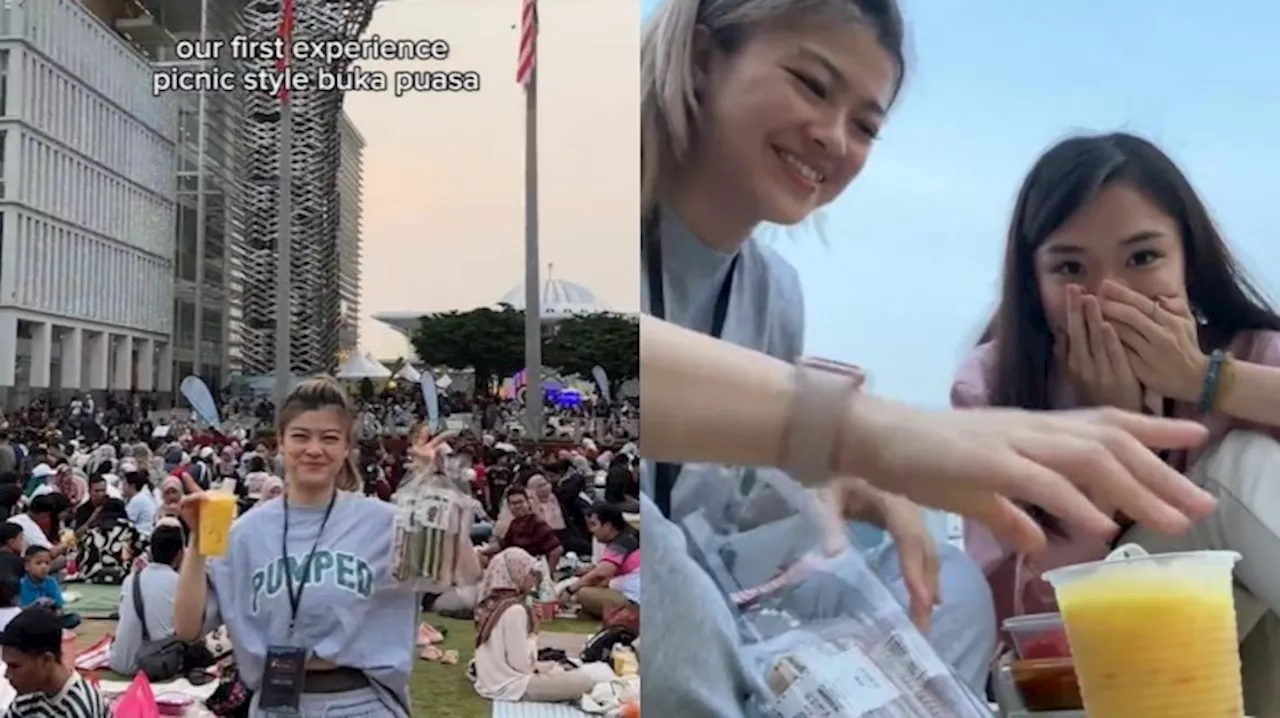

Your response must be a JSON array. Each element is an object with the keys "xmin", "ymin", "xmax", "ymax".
[
  {"xmin": 526, "ymin": 475, "xmax": 564, "ymax": 531},
  {"xmin": 54, "ymin": 466, "xmax": 86, "ymax": 505},
  {"xmin": 245, "ymin": 471, "xmax": 271, "ymax": 498},
  {"xmin": 158, "ymin": 476, "xmax": 183, "ymax": 516},
  {"xmin": 259, "ymin": 475, "xmax": 284, "ymax": 502},
  {"xmin": 90, "ymin": 445, "xmax": 117, "ymax": 476},
  {"xmin": 474, "ymin": 547, "xmax": 539, "ymax": 648}
]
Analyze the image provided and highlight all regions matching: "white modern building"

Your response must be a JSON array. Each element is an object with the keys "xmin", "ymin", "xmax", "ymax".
[
  {"xmin": 336, "ymin": 110, "xmax": 365, "ymax": 355},
  {"xmin": 0, "ymin": 0, "xmax": 178, "ymax": 406},
  {"xmin": 373, "ymin": 275, "xmax": 613, "ymax": 338}
]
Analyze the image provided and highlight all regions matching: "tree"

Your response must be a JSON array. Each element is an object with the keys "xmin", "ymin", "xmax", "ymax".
[
  {"xmin": 411, "ymin": 306, "xmax": 526, "ymax": 394},
  {"xmin": 544, "ymin": 313, "xmax": 639, "ymax": 396}
]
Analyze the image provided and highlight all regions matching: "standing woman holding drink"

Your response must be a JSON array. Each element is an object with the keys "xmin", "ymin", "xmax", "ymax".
[{"xmin": 173, "ymin": 379, "xmax": 417, "ymax": 717}]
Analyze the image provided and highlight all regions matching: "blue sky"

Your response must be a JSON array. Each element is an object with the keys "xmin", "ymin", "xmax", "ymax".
[{"xmin": 641, "ymin": 0, "xmax": 1280, "ymax": 407}]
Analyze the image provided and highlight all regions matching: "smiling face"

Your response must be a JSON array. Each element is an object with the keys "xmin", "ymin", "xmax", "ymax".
[
  {"xmin": 280, "ymin": 408, "xmax": 350, "ymax": 491},
  {"xmin": 695, "ymin": 18, "xmax": 898, "ymax": 226},
  {"xmin": 1034, "ymin": 182, "xmax": 1188, "ymax": 332}
]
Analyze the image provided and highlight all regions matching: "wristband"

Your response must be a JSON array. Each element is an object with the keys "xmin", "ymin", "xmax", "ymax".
[
  {"xmin": 777, "ymin": 357, "xmax": 866, "ymax": 487},
  {"xmin": 1195, "ymin": 349, "xmax": 1226, "ymax": 414},
  {"xmin": 1212, "ymin": 352, "xmax": 1236, "ymax": 411}
]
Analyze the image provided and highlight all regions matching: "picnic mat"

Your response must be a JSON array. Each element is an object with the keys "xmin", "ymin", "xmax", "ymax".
[
  {"xmin": 491, "ymin": 702, "xmax": 589, "ymax": 718},
  {"xmin": 63, "ymin": 583, "xmax": 123, "ymax": 618}
]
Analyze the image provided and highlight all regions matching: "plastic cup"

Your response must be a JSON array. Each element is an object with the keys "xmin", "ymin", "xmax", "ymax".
[
  {"xmin": 197, "ymin": 493, "xmax": 237, "ymax": 556},
  {"xmin": 1042, "ymin": 544, "xmax": 1242, "ymax": 718}
]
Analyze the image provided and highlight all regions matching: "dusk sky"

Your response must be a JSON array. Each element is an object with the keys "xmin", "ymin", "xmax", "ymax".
[
  {"xmin": 642, "ymin": 0, "xmax": 1280, "ymax": 407},
  {"xmin": 348, "ymin": 0, "xmax": 639, "ymax": 358}
]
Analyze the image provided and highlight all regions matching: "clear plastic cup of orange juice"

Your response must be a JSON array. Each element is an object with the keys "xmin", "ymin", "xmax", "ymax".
[
  {"xmin": 197, "ymin": 493, "xmax": 237, "ymax": 556},
  {"xmin": 1042, "ymin": 544, "xmax": 1242, "ymax": 718}
]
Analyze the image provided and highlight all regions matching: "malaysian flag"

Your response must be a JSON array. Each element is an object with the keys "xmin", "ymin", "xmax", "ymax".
[
  {"xmin": 277, "ymin": 0, "xmax": 295, "ymax": 101},
  {"xmin": 516, "ymin": 0, "xmax": 537, "ymax": 88}
]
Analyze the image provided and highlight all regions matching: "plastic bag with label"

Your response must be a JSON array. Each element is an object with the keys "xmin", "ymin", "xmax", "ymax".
[{"xmin": 670, "ymin": 464, "xmax": 991, "ymax": 718}]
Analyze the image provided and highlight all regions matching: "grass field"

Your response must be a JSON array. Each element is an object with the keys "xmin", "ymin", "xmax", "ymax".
[{"xmin": 74, "ymin": 615, "xmax": 601, "ymax": 718}]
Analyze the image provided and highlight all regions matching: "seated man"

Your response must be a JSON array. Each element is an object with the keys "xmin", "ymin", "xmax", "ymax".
[
  {"xmin": 0, "ymin": 606, "xmax": 108, "ymax": 716},
  {"xmin": 110, "ymin": 520, "xmax": 217, "ymax": 674},
  {"xmin": 18, "ymin": 547, "xmax": 80, "ymax": 629},
  {"xmin": 562, "ymin": 503, "xmax": 640, "ymax": 621},
  {"xmin": 70, "ymin": 475, "xmax": 127, "ymax": 533},
  {"xmin": 479, "ymin": 487, "xmax": 562, "ymax": 574},
  {"xmin": 0, "ymin": 523, "xmax": 26, "ymax": 581},
  {"xmin": 5, "ymin": 495, "xmax": 68, "ymax": 571}
]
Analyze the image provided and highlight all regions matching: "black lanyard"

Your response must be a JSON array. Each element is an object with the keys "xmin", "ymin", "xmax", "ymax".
[
  {"xmin": 644, "ymin": 217, "xmax": 739, "ymax": 517},
  {"xmin": 281, "ymin": 489, "xmax": 338, "ymax": 633}
]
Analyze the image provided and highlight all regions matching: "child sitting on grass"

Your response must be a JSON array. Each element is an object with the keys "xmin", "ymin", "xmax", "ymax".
[{"xmin": 18, "ymin": 547, "xmax": 80, "ymax": 629}]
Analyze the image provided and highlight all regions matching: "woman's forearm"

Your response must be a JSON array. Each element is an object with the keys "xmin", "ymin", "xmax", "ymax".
[
  {"xmin": 1217, "ymin": 360, "xmax": 1280, "ymax": 428},
  {"xmin": 639, "ymin": 316, "xmax": 794, "ymax": 466},
  {"xmin": 173, "ymin": 552, "xmax": 209, "ymax": 640},
  {"xmin": 638, "ymin": 316, "xmax": 902, "ymax": 485}
]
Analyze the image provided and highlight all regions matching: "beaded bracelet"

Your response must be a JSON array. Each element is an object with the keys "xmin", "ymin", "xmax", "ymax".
[{"xmin": 1195, "ymin": 349, "xmax": 1228, "ymax": 415}]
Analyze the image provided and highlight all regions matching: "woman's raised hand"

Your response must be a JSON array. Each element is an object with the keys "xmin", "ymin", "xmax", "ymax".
[
  {"xmin": 411, "ymin": 428, "xmax": 460, "ymax": 467},
  {"xmin": 843, "ymin": 395, "xmax": 1217, "ymax": 553},
  {"xmin": 178, "ymin": 472, "xmax": 205, "ymax": 534}
]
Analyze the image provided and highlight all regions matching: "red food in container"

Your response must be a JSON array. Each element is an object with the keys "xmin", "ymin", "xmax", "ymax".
[
  {"xmin": 1003, "ymin": 612, "xmax": 1072, "ymax": 659},
  {"xmin": 1009, "ymin": 657, "xmax": 1084, "ymax": 712}
]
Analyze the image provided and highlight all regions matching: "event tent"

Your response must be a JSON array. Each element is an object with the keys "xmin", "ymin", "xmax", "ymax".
[
  {"xmin": 393, "ymin": 363, "xmax": 422, "ymax": 383},
  {"xmin": 335, "ymin": 352, "xmax": 392, "ymax": 380}
]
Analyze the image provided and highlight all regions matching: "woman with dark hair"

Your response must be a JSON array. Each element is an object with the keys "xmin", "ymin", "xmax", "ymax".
[{"xmin": 955, "ymin": 132, "xmax": 1280, "ymax": 700}]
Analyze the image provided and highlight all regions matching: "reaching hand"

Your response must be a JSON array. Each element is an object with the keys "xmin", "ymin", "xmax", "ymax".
[
  {"xmin": 817, "ymin": 481, "xmax": 939, "ymax": 632},
  {"xmin": 1060, "ymin": 284, "xmax": 1143, "ymax": 411},
  {"xmin": 843, "ymin": 395, "xmax": 1217, "ymax": 554},
  {"xmin": 880, "ymin": 495, "xmax": 940, "ymax": 633}
]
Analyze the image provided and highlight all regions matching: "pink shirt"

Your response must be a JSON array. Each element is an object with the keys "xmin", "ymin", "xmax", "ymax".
[
  {"xmin": 953, "ymin": 331, "xmax": 1280, "ymax": 628},
  {"xmin": 602, "ymin": 545, "xmax": 641, "ymax": 576}
]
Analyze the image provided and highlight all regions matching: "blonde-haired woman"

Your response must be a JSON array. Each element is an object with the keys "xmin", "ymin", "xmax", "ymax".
[
  {"xmin": 173, "ymin": 379, "xmax": 417, "ymax": 717},
  {"xmin": 638, "ymin": 0, "xmax": 1215, "ymax": 714}
]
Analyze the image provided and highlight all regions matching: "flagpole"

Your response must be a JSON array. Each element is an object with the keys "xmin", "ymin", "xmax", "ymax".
[
  {"xmin": 273, "ymin": 0, "xmax": 294, "ymax": 411},
  {"xmin": 522, "ymin": 61, "xmax": 543, "ymax": 439}
]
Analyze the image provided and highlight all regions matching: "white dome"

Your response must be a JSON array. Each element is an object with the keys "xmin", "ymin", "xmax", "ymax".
[{"xmin": 499, "ymin": 277, "xmax": 608, "ymax": 319}]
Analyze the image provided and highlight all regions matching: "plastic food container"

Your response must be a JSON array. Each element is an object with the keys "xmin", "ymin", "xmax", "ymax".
[
  {"xmin": 1003, "ymin": 612, "xmax": 1071, "ymax": 659},
  {"xmin": 1009, "ymin": 657, "xmax": 1083, "ymax": 712}
]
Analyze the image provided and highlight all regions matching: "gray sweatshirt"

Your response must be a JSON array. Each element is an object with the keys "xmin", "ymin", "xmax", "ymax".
[
  {"xmin": 206, "ymin": 491, "xmax": 417, "ymax": 714},
  {"xmin": 640, "ymin": 211, "xmax": 806, "ymax": 716}
]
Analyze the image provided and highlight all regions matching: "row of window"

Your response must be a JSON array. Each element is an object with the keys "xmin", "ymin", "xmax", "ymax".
[
  {"xmin": 6, "ymin": 210, "xmax": 172, "ymax": 334},
  {"xmin": 172, "ymin": 297, "xmax": 226, "ymax": 352},
  {"xmin": 10, "ymin": 129, "xmax": 172, "ymax": 257},
  {"xmin": 10, "ymin": 50, "xmax": 175, "ymax": 197},
  {"xmin": 10, "ymin": 0, "xmax": 174, "ymax": 135}
]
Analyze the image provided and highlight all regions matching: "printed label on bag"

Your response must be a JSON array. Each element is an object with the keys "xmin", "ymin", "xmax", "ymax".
[
  {"xmin": 414, "ymin": 489, "xmax": 452, "ymax": 531},
  {"xmin": 875, "ymin": 629, "xmax": 950, "ymax": 687},
  {"xmin": 764, "ymin": 641, "xmax": 900, "ymax": 717}
]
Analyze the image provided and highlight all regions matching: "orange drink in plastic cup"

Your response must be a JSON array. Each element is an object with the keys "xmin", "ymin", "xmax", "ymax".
[
  {"xmin": 1043, "ymin": 544, "xmax": 1242, "ymax": 718},
  {"xmin": 197, "ymin": 493, "xmax": 237, "ymax": 556}
]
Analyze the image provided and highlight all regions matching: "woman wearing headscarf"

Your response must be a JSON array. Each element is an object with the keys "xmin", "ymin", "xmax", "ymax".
[
  {"xmin": 52, "ymin": 464, "xmax": 86, "ymax": 506},
  {"xmin": 156, "ymin": 476, "xmax": 184, "ymax": 518},
  {"xmin": 89, "ymin": 445, "xmax": 117, "ymax": 477},
  {"xmin": 472, "ymin": 548, "xmax": 608, "ymax": 703},
  {"xmin": 528, "ymin": 475, "xmax": 590, "ymax": 558},
  {"xmin": 256, "ymin": 475, "xmax": 284, "ymax": 503}
]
